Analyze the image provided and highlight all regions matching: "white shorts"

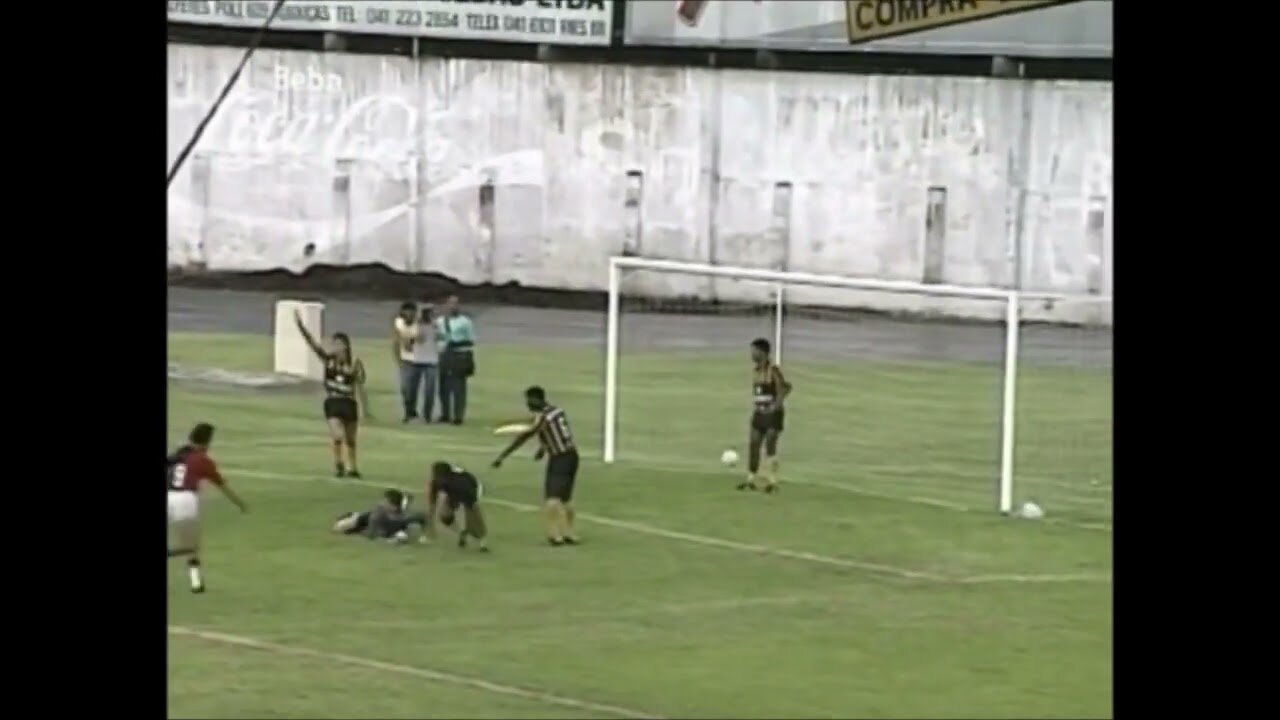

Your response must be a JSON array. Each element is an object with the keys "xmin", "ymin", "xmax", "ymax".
[{"xmin": 168, "ymin": 491, "xmax": 201, "ymax": 525}]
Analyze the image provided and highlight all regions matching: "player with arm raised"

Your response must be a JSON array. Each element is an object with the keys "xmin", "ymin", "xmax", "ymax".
[
  {"xmin": 167, "ymin": 423, "xmax": 248, "ymax": 593},
  {"xmin": 423, "ymin": 462, "xmax": 489, "ymax": 552},
  {"xmin": 739, "ymin": 338, "xmax": 792, "ymax": 493},
  {"xmin": 295, "ymin": 310, "xmax": 371, "ymax": 478},
  {"xmin": 492, "ymin": 386, "xmax": 581, "ymax": 546}
]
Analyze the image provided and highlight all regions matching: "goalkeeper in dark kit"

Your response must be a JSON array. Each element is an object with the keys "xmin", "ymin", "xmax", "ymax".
[{"xmin": 332, "ymin": 489, "xmax": 428, "ymax": 543}]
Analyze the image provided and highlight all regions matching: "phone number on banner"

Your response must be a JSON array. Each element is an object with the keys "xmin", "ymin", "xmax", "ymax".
[{"xmin": 167, "ymin": 0, "xmax": 614, "ymax": 46}]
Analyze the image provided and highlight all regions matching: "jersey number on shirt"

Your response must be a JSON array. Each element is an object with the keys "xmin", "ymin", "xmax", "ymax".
[
  {"xmin": 553, "ymin": 414, "xmax": 574, "ymax": 442},
  {"xmin": 170, "ymin": 464, "xmax": 187, "ymax": 490}
]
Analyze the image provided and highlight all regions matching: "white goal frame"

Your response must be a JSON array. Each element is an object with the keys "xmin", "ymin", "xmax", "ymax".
[{"xmin": 602, "ymin": 256, "xmax": 1109, "ymax": 515}]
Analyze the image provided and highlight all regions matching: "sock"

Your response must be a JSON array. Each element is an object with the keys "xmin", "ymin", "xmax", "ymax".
[
  {"xmin": 187, "ymin": 559, "xmax": 204, "ymax": 591},
  {"xmin": 550, "ymin": 502, "xmax": 565, "ymax": 535},
  {"xmin": 564, "ymin": 506, "xmax": 577, "ymax": 540},
  {"xmin": 764, "ymin": 456, "xmax": 779, "ymax": 487},
  {"xmin": 345, "ymin": 443, "xmax": 359, "ymax": 473},
  {"xmin": 745, "ymin": 444, "xmax": 762, "ymax": 487},
  {"xmin": 546, "ymin": 504, "xmax": 563, "ymax": 541}
]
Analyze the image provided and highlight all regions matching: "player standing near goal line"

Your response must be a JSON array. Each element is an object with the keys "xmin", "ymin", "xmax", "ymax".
[
  {"xmin": 492, "ymin": 386, "xmax": 581, "ymax": 546},
  {"xmin": 739, "ymin": 338, "xmax": 792, "ymax": 493},
  {"xmin": 167, "ymin": 423, "xmax": 248, "ymax": 593},
  {"xmin": 294, "ymin": 310, "xmax": 371, "ymax": 478}
]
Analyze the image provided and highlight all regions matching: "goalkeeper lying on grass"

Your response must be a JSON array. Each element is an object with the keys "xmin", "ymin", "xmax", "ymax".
[{"xmin": 332, "ymin": 489, "xmax": 427, "ymax": 544}]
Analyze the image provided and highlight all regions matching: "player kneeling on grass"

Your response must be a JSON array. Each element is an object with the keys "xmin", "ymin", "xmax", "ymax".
[
  {"xmin": 424, "ymin": 462, "xmax": 489, "ymax": 552},
  {"xmin": 332, "ymin": 489, "xmax": 427, "ymax": 544}
]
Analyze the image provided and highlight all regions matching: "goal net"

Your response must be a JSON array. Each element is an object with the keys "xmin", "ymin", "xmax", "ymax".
[{"xmin": 603, "ymin": 257, "xmax": 1112, "ymax": 527}]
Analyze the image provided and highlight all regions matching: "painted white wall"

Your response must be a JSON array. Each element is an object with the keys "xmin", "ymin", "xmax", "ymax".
[{"xmin": 167, "ymin": 44, "xmax": 1112, "ymax": 323}]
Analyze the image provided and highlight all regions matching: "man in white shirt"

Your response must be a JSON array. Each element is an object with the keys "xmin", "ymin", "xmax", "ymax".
[{"xmin": 391, "ymin": 301, "xmax": 439, "ymax": 423}]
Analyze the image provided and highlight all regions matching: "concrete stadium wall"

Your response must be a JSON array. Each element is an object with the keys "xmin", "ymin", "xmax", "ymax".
[{"xmin": 167, "ymin": 44, "xmax": 1112, "ymax": 324}]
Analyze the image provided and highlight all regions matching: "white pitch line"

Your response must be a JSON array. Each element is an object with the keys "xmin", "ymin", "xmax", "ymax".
[
  {"xmin": 191, "ymin": 410, "xmax": 1112, "ymax": 532},
  {"xmin": 228, "ymin": 467, "xmax": 1110, "ymax": 586},
  {"xmin": 169, "ymin": 625, "xmax": 663, "ymax": 719},
  {"xmin": 955, "ymin": 572, "xmax": 1111, "ymax": 584}
]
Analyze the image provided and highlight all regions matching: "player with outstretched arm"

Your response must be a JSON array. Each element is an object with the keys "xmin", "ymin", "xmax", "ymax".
[
  {"xmin": 739, "ymin": 338, "xmax": 792, "ymax": 493},
  {"xmin": 492, "ymin": 386, "xmax": 580, "ymax": 546},
  {"xmin": 167, "ymin": 423, "xmax": 248, "ymax": 593},
  {"xmin": 294, "ymin": 310, "xmax": 371, "ymax": 478},
  {"xmin": 423, "ymin": 461, "xmax": 490, "ymax": 552}
]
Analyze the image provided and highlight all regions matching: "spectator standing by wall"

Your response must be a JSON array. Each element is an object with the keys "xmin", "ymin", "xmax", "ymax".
[
  {"xmin": 436, "ymin": 295, "xmax": 475, "ymax": 425},
  {"xmin": 392, "ymin": 301, "xmax": 439, "ymax": 423}
]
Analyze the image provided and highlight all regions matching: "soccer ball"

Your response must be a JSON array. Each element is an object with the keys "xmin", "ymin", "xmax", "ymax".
[
  {"xmin": 1018, "ymin": 502, "xmax": 1045, "ymax": 520},
  {"xmin": 720, "ymin": 449, "xmax": 739, "ymax": 467}
]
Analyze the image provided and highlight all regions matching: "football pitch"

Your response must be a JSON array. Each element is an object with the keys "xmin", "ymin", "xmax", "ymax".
[{"xmin": 167, "ymin": 289, "xmax": 1112, "ymax": 719}]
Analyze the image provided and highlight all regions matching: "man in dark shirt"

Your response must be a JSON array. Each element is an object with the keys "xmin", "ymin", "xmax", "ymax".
[{"xmin": 424, "ymin": 461, "xmax": 489, "ymax": 551}]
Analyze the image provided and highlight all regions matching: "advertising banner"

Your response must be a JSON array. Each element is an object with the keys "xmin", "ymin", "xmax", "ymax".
[
  {"xmin": 167, "ymin": 0, "xmax": 614, "ymax": 46},
  {"xmin": 846, "ymin": 0, "xmax": 1068, "ymax": 44},
  {"xmin": 625, "ymin": 0, "xmax": 1110, "ymax": 58}
]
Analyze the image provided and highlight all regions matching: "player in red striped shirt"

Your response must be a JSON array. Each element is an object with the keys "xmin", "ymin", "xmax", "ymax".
[{"xmin": 167, "ymin": 423, "xmax": 248, "ymax": 593}]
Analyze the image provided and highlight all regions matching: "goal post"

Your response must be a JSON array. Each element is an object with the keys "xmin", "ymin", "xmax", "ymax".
[
  {"xmin": 273, "ymin": 300, "xmax": 325, "ymax": 380},
  {"xmin": 602, "ymin": 256, "xmax": 1112, "ymax": 518}
]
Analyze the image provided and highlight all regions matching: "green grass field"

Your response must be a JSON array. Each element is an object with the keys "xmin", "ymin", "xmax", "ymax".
[{"xmin": 167, "ymin": 331, "xmax": 1112, "ymax": 719}]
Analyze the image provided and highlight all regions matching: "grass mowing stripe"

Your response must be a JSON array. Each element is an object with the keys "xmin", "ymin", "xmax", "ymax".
[
  {"xmin": 178, "ymin": 396, "xmax": 1111, "ymax": 531},
  {"xmin": 228, "ymin": 466, "xmax": 1110, "ymax": 585},
  {"xmin": 170, "ymin": 626, "xmax": 663, "ymax": 719}
]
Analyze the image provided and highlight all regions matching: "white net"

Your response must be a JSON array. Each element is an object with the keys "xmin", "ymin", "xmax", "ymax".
[
  {"xmin": 609, "ymin": 266, "xmax": 1113, "ymax": 527},
  {"xmin": 1012, "ymin": 296, "xmax": 1113, "ymax": 527}
]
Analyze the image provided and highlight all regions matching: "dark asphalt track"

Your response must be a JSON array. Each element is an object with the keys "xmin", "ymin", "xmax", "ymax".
[{"xmin": 168, "ymin": 287, "xmax": 1112, "ymax": 369}]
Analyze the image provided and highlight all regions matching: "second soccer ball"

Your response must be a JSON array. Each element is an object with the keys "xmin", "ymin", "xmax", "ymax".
[{"xmin": 720, "ymin": 449, "xmax": 739, "ymax": 467}]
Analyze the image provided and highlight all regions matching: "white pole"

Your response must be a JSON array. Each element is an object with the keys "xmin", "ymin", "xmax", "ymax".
[
  {"xmin": 998, "ymin": 292, "xmax": 1021, "ymax": 514},
  {"xmin": 409, "ymin": 37, "xmax": 422, "ymax": 272},
  {"xmin": 773, "ymin": 282, "xmax": 785, "ymax": 366},
  {"xmin": 609, "ymin": 255, "xmax": 1093, "ymax": 303},
  {"xmin": 603, "ymin": 259, "xmax": 622, "ymax": 463}
]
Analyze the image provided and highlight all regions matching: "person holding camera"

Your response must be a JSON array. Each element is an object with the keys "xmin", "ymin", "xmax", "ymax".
[
  {"xmin": 391, "ymin": 301, "xmax": 439, "ymax": 424},
  {"xmin": 436, "ymin": 295, "xmax": 475, "ymax": 425}
]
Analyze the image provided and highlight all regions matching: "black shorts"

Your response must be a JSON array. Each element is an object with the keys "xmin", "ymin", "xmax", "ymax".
[
  {"xmin": 543, "ymin": 450, "xmax": 580, "ymax": 502},
  {"xmin": 324, "ymin": 397, "xmax": 359, "ymax": 423},
  {"xmin": 751, "ymin": 409, "xmax": 785, "ymax": 434}
]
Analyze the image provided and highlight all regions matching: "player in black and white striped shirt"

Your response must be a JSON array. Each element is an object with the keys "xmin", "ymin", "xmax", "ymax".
[{"xmin": 492, "ymin": 386, "xmax": 581, "ymax": 546}]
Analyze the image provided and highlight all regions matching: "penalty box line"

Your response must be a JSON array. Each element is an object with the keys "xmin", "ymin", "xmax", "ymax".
[
  {"xmin": 168, "ymin": 625, "xmax": 663, "ymax": 719},
  {"xmin": 229, "ymin": 468, "xmax": 1109, "ymax": 586},
  {"xmin": 212, "ymin": 417, "xmax": 1111, "ymax": 530}
]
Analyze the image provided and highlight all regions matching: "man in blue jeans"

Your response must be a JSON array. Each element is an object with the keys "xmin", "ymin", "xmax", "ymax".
[
  {"xmin": 436, "ymin": 295, "xmax": 475, "ymax": 425},
  {"xmin": 391, "ymin": 301, "xmax": 439, "ymax": 423}
]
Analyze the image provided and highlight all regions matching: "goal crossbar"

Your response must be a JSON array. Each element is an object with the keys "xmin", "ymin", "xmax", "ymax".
[
  {"xmin": 610, "ymin": 256, "xmax": 1090, "ymax": 302},
  {"xmin": 602, "ymin": 256, "xmax": 1107, "ymax": 514}
]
